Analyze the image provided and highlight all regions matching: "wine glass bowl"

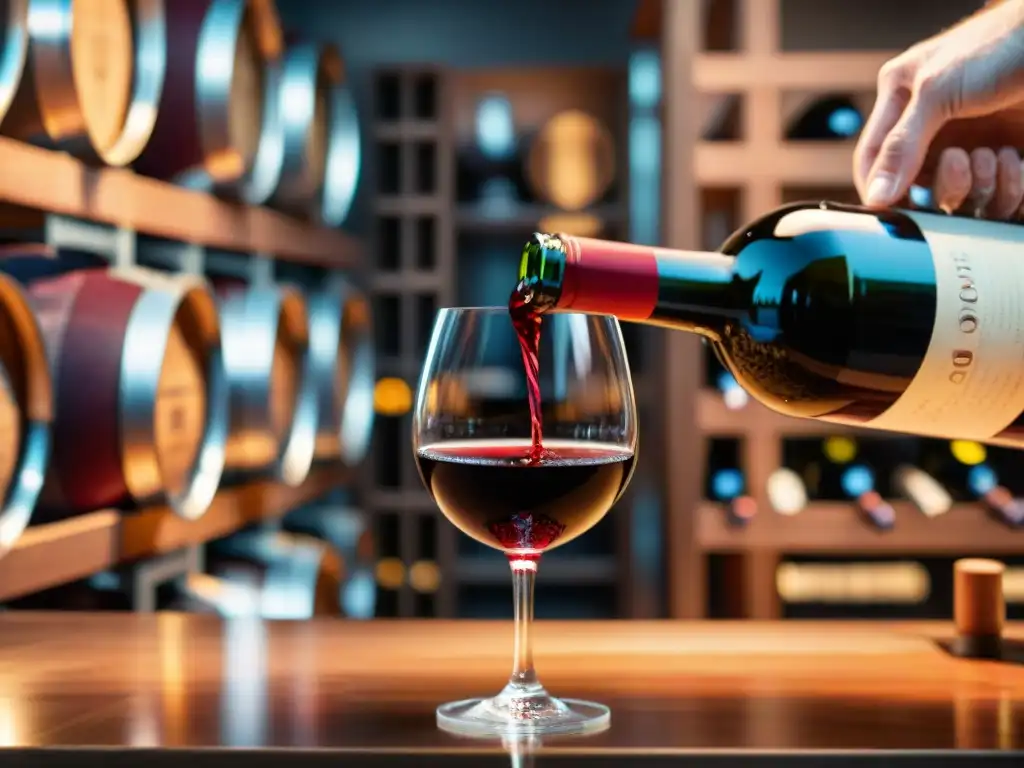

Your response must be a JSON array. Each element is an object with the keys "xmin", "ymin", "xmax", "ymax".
[{"xmin": 412, "ymin": 306, "xmax": 637, "ymax": 736}]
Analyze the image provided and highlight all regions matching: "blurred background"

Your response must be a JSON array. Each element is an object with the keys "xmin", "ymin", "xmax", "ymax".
[{"xmin": 1, "ymin": 0, "xmax": 1020, "ymax": 626}]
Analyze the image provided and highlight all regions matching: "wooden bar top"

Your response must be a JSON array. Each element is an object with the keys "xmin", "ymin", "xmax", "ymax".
[{"xmin": 2, "ymin": 614, "xmax": 1024, "ymax": 765}]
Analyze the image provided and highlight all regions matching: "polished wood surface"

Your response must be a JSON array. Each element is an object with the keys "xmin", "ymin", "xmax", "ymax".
[
  {"xmin": 0, "ymin": 467, "xmax": 343, "ymax": 602},
  {"xmin": 1, "ymin": 615, "xmax": 1023, "ymax": 761}
]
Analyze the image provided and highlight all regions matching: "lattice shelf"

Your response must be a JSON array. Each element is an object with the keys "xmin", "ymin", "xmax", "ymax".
[
  {"xmin": 655, "ymin": 0, "xmax": 950, "ymax": 619},
  {"xmin": 697, "ymin": 502, "xmax": 1022, "ymax": 555}
]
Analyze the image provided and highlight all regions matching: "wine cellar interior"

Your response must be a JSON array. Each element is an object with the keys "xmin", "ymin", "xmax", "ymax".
[{"xmin": 0, "ymin": 0, "xmax": 1020, "ymax": 634}]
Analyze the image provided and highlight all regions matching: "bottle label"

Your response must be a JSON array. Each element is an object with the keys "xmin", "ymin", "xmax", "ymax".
[{"xmin": 869, "ymin": 210, "xmax": 1024, "ymax": 439}]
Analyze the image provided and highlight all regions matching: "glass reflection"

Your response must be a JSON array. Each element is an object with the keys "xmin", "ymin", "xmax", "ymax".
[{"xmin": 220, "ymin": 615, "xmax": 269, "ymax": 746}]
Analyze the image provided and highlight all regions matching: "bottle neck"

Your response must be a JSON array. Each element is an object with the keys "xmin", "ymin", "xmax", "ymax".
[{"xmin": 519, "ymin": 233, "xmax": 737, "ymax": 336}]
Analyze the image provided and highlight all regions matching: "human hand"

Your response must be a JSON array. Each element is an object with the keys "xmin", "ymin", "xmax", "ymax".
[{"xmin": 854, "ymin": 0, "xmax": 1024, "ymax": 218}]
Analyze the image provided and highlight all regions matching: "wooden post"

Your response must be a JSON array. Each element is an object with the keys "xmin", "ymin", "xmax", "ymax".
[{"xmin": 662, "ymin": 0, "xmax": 706, "ymax": 619}]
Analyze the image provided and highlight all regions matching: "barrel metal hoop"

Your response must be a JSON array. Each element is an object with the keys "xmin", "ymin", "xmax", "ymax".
[{"xmin": 0, "ymin": 274, "xmax": 51, "ymax": 555}]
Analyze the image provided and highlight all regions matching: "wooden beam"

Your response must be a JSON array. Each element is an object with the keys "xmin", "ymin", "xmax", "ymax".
[
  {"xmin": 662, "ymin": 0, "xmax": 706, "ymax": 619},
  {"xmin": 0, "ymin": 138, "xmax": 361, "ymax": 268},
  {"xmin": 694, "ymin": 51, "xmax": 893, "ymax": 91},
  {"xmin": 0, "ymin": 469, "xmax": 343, "ymax": 601}
]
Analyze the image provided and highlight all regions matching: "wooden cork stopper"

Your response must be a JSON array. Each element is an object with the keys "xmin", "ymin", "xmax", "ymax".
[{"xmin": 952, "ymin": 558, "xmax": 1005, "ymax": 659}]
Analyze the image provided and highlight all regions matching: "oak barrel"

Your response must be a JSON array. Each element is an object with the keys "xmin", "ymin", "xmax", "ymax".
[
  {"xmin": 283, "ymin": 502, "xmax": 376, "ymax": 618},
  {"xmin": 319, "ymin": 82, "xmax": 361, "ymax": 226},
  {"xmin": 180, "ymin": 529, "xmax": 344, "ymax": 618},
  {"xmin": 271, "ymin": 41, "xmax": 359, "ymax": 225},
  {"xmin": 0, "ymin": 269, "xmax": 51, "ymax": 557},
  {"xmin": 1, "ymin": 0, "xmax": 166, "ymax": 166},
  {"xmin": 216, "ymin": 280, "xmax": 317, "ymax": 486},
  {"xmin": 308, "ymin": 278, "xmax": 374, "ymax": 466},
  {"xmin": 132, "ymin": 0, "xmax": 284, "ymax": 204},
  {"xmin": 23, "ymin": 265, "xmax": 227, "ymax": 520},
  {"xmin": 0, "ymin": 0, "xmax": 29, "ymax": 129}
]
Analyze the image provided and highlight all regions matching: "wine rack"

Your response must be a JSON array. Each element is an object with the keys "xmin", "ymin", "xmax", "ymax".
[
  {"xmin": 653, "ymin": 0, "xmax": 1024, "ymax": 619},
  {"xmin": 369, "ymin": 66, "xmax": 458, "ymax": 618}
]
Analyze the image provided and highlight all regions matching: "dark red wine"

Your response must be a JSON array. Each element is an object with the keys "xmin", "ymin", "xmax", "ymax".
[
  {"xmin": 509, "ymin": 279, "xmax": 550, "ymax": 463},
  {"xmin": 416, "ymin": 439, "xmax": 634, "ymax": 556}
]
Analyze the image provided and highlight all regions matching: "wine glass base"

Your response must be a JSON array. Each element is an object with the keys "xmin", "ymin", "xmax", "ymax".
[{"xmin": 436, "ymin": 690, "xmax": 610, "ymax": 737}]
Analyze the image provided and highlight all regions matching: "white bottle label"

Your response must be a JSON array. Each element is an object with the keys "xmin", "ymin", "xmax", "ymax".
[{"xmin": 869, "ymin": 210, "xmax": 1024, "ymax": 440}]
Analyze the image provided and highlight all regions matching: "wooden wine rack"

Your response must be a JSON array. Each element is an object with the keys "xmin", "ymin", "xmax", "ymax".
[{"xmin": 649, "ymin": 0, "xmax": 1007, "ymax": 620}]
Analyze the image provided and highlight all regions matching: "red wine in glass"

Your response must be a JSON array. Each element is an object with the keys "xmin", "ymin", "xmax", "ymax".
[
  {"xmin": 509, "ymin": 278, "xmax": 553, "ymax": 464},
  {"xmin": 416, "ymin": 439, "xmax": 634, "ymax": 558},
  {"xmin": 414, "ymin": 302, "xmax": 635, "ymax": 735}
]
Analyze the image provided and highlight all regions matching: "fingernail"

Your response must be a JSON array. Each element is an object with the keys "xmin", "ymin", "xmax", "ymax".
[
  {"xmin": 971, "ymin": 188, "xmax": 993, "ymax": 218},
  {"xmin": 866, "ymin": 174, "xmax": 898, "ymax": 206}
]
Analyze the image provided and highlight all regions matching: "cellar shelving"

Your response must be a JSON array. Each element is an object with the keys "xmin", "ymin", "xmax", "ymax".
[
  {"xmin": 698, "ymin": 502, "xmax": 1022, "ymax": 554},
  {"xmin": 654, "ymin": 0, "xmax": 928, "ymax": 619},
  {"xmin": 369, "ymin": 65, "xmax": 458, "ymax": 619},
  {"xmin": 692, "ymin": 51, "xmax": 890, "ymax": 90},
  {"xmin": 0, "ymin": 468, "xmax": 344, "ymax": 603},
  {"xmin": 0, "ymin": 136, "xmax": 361, "ymax": 268},
  {"xmin": 696, "ymin": 390, "xmax": 868, "ymax": 437},
  {"xmin": 694, "ymin": 142, "xmax": 859, "ymax": 186}
]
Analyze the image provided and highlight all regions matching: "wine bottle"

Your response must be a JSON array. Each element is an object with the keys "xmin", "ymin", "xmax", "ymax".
[
  {"xmin": 782, "ymin": 437, "xmax": 846, "ymax": 501},
  {"xmin": 920, "ymin": 439, "xmax": 1024, "ymax": 527},
  {"xmin": 891, "ymin": 437, "xmax": 953, "ymax": 520},
  {"xmin": 710, "ymin": 467, "xmax": 757, "ymax": 527},
  {"xmin": 838, "ymin": 460, "xmax": 896, "ymax": 531},
  {"xmin": 861, "ymin": 436, "xmax": 953, "ymax": 519},
  {"xmin": 517, "ymin": 203, "xmax": 1024, "ymax": 448},
  {"xmin": 785, "ymin": 95, "xmax": 863, "ymax": 141},
  {"xmin": 765, "ymin": 467, "xmax": 808, "ymax": 516},
  {"xmin": 705, "ymin": 439, "xmax": 755, "ymax": 526},
  {"xmin": 893, "ymin": 465, "xmax": 953, "ymax": 519}
]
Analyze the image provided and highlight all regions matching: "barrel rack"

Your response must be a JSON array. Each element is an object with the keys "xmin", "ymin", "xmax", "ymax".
[{"xmin": 0, "ymin": 135, "xmax": 362, "ymax": 610}]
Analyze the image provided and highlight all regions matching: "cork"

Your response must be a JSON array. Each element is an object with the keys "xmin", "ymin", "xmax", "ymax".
[{"xmin": 952, "ymin": 558, "xmax": 1005, "ymax": 659}]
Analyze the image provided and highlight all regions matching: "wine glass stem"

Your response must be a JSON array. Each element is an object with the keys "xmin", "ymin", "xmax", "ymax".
[{"xmin": 509, "ymin": 557, "xmax": 539, "ymax": 690}]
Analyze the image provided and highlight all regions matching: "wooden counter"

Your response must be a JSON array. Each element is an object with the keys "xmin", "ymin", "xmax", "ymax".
[{"xmin": 1, "ymin": 615, "xmax": 1024, "ymax": 766}]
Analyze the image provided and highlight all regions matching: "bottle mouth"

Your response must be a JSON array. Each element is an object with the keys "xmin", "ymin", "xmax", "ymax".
[{"xmin": 518, "ymin": 233, "xmax": 568, "ymax": 311}]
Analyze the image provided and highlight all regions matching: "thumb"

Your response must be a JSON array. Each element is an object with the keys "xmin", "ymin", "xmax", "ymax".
[{"xmin": 864, "ymin": 89, "xmax": 944, "ymax": 207}]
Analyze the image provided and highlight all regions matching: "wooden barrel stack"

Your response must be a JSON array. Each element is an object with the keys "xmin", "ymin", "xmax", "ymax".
[
  {"xmin": 215, "ymin": 277, "xmax": 318, "ymax": 486},
  {"xmin": 0, "ymin": 0, "xmax": 373, "ymax": 570},
  {"xmin": 0, "ymin": 247, "xmax": 230, "ymax": 523},
  {"xmin": 0, "ymin": 259, "xmax": 228, "ymax": 521},
  {"xmin": 0, "ymin": 0, "xmax": 361, "ymax": 214}
]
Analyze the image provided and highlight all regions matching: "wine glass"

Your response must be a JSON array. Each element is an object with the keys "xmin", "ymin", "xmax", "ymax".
[{"xmin": 412, "ymin": 306, "xmax": 638, "ymax": 736}]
